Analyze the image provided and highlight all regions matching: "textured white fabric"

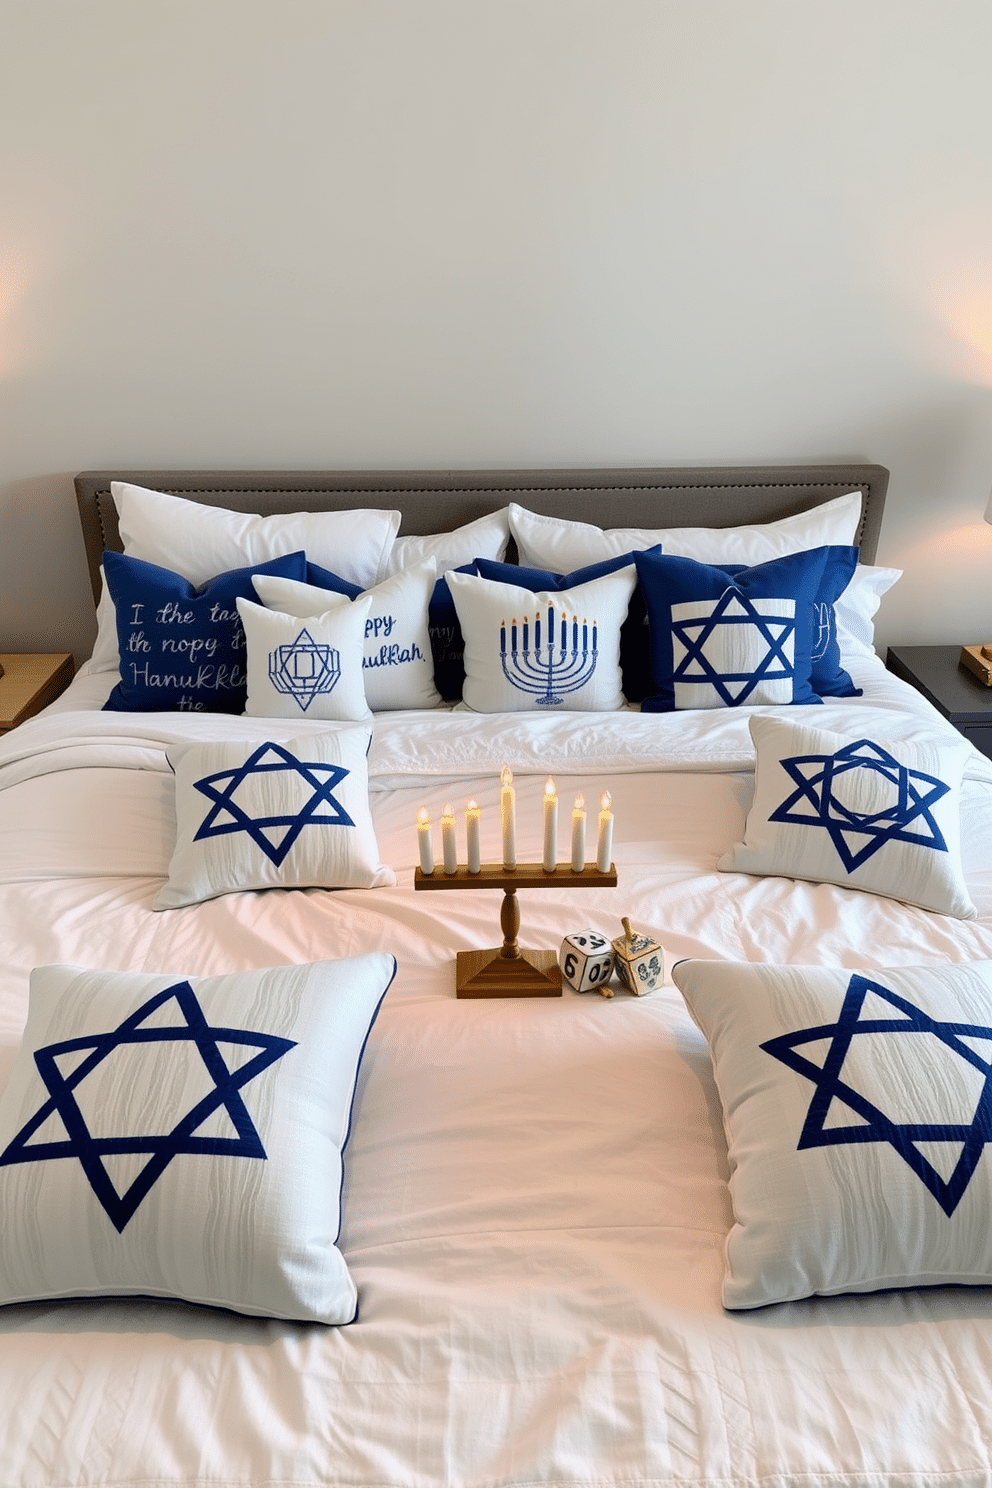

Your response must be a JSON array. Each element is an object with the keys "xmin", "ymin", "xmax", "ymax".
[
  {"xmin": 0, "ymin": 955, "xmax": 395, "ymax": 1320},
  {"xmin": 447, "ymin": 565, "xmax": 636, "ymax": 712},
  {"xmin": 253, "ymin": 560, "xmax": 441, "ymax": 712},
  {"xmin": 509, "ymin": 490, "xmax": 863, "ymax": 570},
  {"xmin": 385, "ymin": 508, "xmax": 509, "ymax": 575},
  {"xmin": 155, "ymin": 727, "xmax": 394, "ymax": 909},
  {"xmin": 719, "ymin": 714, "xmax": 977, "ymax": 918},
  {"xmin": 113, "ymin": 481, "xmax": 400, "ymax": 587},
  {"xmin": 674, "ymin": 956, "xmax": 992, "ymax": 1307},
  {"xmin": 834, "ymin": 563, "xmax": 902, "ymax": 658},
  {"xmin": 237, "ymin": 595, "xmax": 372, "ymax": 721}
]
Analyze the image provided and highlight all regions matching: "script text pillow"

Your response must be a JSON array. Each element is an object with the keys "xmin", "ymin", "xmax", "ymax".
[
  {"xmin": 718, "ymin": 714, "xmax": 977, "ymax": 919},
  {"xmin": 113, "ymin": 481, "xmax": 400, "ymax": 588},
  {"xmin": 673, "ymin": 956, "xmax": 992, "ymax": 1307},
  {"xmin": 156, "ymin": 726, "xmax": 394, "ymax": 909},
  {"xmin": 103, "ymin": 550, "xmax": 308, "ymax": 714},
  {"xmin": 509, "ymin": 491, "xmax": 862, "ymax": 571},
  {"xmin": 253, "ymin": 559, "xmax": 441, "ymax": 711},
  {"xmin": 447, "ymin": 566, "xmax": 636, "ymax": 713},
  {"xmin": 0, "ymin": 954, "xmax": 396, "ymax": 1321},
  {"xmin": 237, "ymin": 596, "xmax": 372, "ymax": 721}
]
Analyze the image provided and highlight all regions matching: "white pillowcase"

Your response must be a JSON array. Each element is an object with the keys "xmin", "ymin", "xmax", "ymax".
[
  {"xmin": 719, "ymin": 714, "xmax": 976, "ymax": 919},
  {"xmin": 834, "ymin": 564, "xmax": 902, "ymax": 660},
  {"xmin": 253, "ymin": 560, "xmax": 441, "ymax": 712},
  {"xmin": 508, "ymin": 491, "xmax": 863, "ymax": 571},
  {"xmin": 0, "ymin": 954, "xmax": 396, "ymax": 1321},
  {"xmin": 673, "ymin": 956, "xmax": 992, "ymax": 1308},
  {"xmin": 237, "ymin": 596, "xmax": 372, "ymax": 722},
  {"xmin": 113, "ymin": 482, "xmax": 401, "ymax": 588},
  {"xmin": 385, "ymin": 508, "xmax": 509, "ymax": 576},
  {"xmin": 156, "ymin": 727, "xmax": 394, "ymax": 909},
  {"xmin": 447, "ymin": 566, "xmax": 636, "ymax": 713}
]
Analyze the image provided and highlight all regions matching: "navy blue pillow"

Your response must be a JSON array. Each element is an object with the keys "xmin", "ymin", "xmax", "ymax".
[
  {"xmin": 721, "ymin": 546, "xmax": 861, "ymax": 699},
  {"xmin": 474, "ymin": 548, "xmax": 660, "ymax": 704},
  {"xmin": 633, "ymin": 547, "xmax": 852, "ymax": 712},
  {"xmin": 103, "ymin": 550, "xmax": 309, "ymax": 714},
  {"xmin": 305, "ymin": 561, "xmax": 362, "ymax": 600}
]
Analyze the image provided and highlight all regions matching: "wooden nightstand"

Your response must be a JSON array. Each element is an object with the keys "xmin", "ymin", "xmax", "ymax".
[
  {"xmin": 0, "ymin": 653, "xmax": 75, "ymax": 735},
  {"xmin": 886, "ymin": 645, "xmax": 992, "ymax": 762}
]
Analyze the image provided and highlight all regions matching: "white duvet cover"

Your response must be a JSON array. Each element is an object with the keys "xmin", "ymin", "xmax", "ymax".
[{"xmin": 2, "ymin": 658, "xmax": 992, "ymax": 1488}]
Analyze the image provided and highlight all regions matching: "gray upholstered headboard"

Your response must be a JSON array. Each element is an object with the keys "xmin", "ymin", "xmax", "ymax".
[{"xmin": 74, "ymin": 463, "xmax": 888, "ymax": 605}]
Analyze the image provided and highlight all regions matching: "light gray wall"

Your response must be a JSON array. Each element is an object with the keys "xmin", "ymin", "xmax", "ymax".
[{"xmin": 3, "ymin": 0, "xmax": 992, "ymax": 663}]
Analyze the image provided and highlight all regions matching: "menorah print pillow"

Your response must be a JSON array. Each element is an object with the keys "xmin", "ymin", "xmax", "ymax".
[
  {"xmin": 446, "ymin": 566, "xmax": 637, "ymax": 713},
  {"xmin": 0, "ymin": 954, "xmax": 395, "ymax": 1321},
  {"xmin": 237, "ymin": 595, "xmax": 372, "ymax": 721},
  {"xmin": 672, "ymin": 957, "xmax": 992, "ymax": 1307},
  {"xmin": 102, "ymin": 549, "xmax": 309, "ymax": 714},
  {"xmin": 252, "ymin": 559, "xmax": 441, "ymax": 711},
  {"xmin": 633, "ymin": 547, "xmax": 858, "ymax": 711},
  {"xmin": 155, "ymin": 726, "xmax": 394, "ymax": 908},
  {"xmin": 718, "ymin": 714, "xmax": 976, "ymax": 918}
]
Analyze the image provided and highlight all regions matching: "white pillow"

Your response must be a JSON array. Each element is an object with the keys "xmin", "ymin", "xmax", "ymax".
[
  {"xmin": 835, "ymin": 564, "xmax": 902, "ymax": 660},
  {"xmin": 253, "ymin": 560, "xmax": 441, "ymax": 712},
  {"xmin": 719, "ymin": 714, "xmax": 977, "ymax": 919},
  {"xmin": 113, "ymin": 482, "xmax": 400, "ymax": 588},
  {"xmin": 155, "ymin": 727, "xmax": 394, "ymax": 909},
  {"xmin": 509, "ymin": 491, "xmax": 863, "ymax": 571},
  {"xmin": 0, "ymin": 954, "xmax": 395, "ymax": 1321},
  {"xmin": 673, "ymin": 956, "xmax": 992, "ymax": 1308},
  {"xmin": 237, "ymin": 596, "xmax": 372, "ymax": 721},
  {"xmin": 447, "ymin": 566, "xmax": 636, "ymax": 713},
  {"xmin": 385, "ymin": 508, "xmax": 510, "ymax": 576},
  {"xmin": 86, "ymin": 565, "xmax": 120, "ymax": 674}
]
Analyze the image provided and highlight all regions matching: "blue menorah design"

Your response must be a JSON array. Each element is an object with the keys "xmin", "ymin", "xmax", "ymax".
[{"xmin": 500, "ymin": 604, "xmax": 598, "ymax": 705}]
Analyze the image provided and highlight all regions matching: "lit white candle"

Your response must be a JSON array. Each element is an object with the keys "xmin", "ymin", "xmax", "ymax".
[
  {"xmin": 500, "ymin": 764, "xmax": 516, "ymax": 868},
  {"xmin": 596, "ymin": 790, "xmax": 614, "ymax": 872},
  {"xmin": 571, "ymin": 793, "xmax": 586, "ymax": 872},
  {"xmin": 465, "ymin": 799, "xmax": 481, "ymax": 875},
  {"xmin": 542, "ymin": 777, "xmax": 558, "ymax": 873},
  {"xmin": 441, "ymin": 802, "xmax": 458, "ymax": 875},
  {"xmin": 417, "ymin": 806, "xmax": 433, "ymax": 876}
]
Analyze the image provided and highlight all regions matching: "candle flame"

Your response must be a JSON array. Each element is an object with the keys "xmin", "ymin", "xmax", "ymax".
[
  {"xmin": 545, "ymin": 777, "xmax": 556, "ymax": 798},
  {"xmin": 466, "ymin": 799, "xmax": 478, "ymax": 812},
  {"xmin": 441, "ymin": 803, "xmax": 453, "ymax": 818},
  {"xmin": 600, "ymin": 791, "xmax": 611, "ymax": 812},
  {"xmin": 574, "ymin": 793, "xmax": 585, "ymax": 811},
  {"xmin": 417, "ymin": 807, "xmax": 430, "ymax": 826},
  {"xmin": 501, "ymin": 764, "xmax": 513, "ymax": 789}
]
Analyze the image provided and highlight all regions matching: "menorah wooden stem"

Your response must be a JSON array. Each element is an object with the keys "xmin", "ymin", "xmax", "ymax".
[{"xmin": 414, "ymin": 860, "xmax": 618, "ymax": 998}]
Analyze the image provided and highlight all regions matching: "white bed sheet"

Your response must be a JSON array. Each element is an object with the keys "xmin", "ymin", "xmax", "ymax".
[{"xmin": 3, "ymin": 661, "xmax": 992, "ymax": 1488}]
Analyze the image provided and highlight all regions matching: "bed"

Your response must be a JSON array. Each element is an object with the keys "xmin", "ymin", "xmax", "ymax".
[{"xmin": 3, "ymin": 460, "xmax": 992, "ymax": 1488}]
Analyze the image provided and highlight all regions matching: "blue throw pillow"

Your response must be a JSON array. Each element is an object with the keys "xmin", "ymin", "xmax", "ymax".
[
  {"xmin": 475, "ymin": 547, "xmax": 660, "ymax": 703},
  {"xmin": 721, "ymin": 545, "xmax": 861, "ymax": 698},
  {"xmin": 634, "ymin": 546, "xmax": 851, "ymax": 711},
  {"xmin": 305, "ymin": 561, "xmax": 362, "ymax": 600},
  {"xmin": 103, "ymin": 550, "xmax": 308, "ymax": 714}
]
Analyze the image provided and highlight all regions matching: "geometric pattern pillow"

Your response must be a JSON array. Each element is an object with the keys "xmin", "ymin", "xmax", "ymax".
[
  {"xmin": 252, "ymin": 559, "xmax": 441, "ymax": 712},
  {"xmin": 237, "ymin": 596, "xmax": 373, "ymax": 722},
  {"xmin": 155, "ymin": 727, "xmax": 394, "ymax": 909},
  {"xmin": 633, "ymin": 547, "xmax": 843, "ymax": 711},
  {"xmin": 0, "ymin": 954, "xmax": 396, "ymax": 1321},
  {"xmin": 446, "ymin": 566, "xmax": 637, "ymax": 713},
  {"xmin": 718, "ymin": 714, "xmax": 977, "ymax": 919},
  {"xmin": 672, "ymin": 957, "xmax": 992, "ymax": 1307}
]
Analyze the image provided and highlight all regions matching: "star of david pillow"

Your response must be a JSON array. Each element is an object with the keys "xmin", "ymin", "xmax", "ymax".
[
  {"xmin": 155, "ymin": 727, "xmax": 394, "ymax": 908},
  {"xmin": 237, "ymin": 595, "xmax": 372, "ymax": 721},
  {"xmin": 0, "ymin": 954, "xmax": 395, "ymax": 1321},
  {"xmin": 102, "ymin": 550, "xmax": 309, "ymax": 714},
  {"xmin": 719, "ymin": 714, "xmax": 977, "ymax": 918},
  {"xmin": 672, "ymin": 956, "xmax": 992, "ymax": 1307},
  {"xmin": 633, "ymin": 546, "xmax": 858, "ymax": 710},
  {"xmin": 446, "ymin": 565, "xmax": 637, "ymax": 712},
  {"xmin": 252, "ymin": 558, "xmax": 442, "ymax": 711}
]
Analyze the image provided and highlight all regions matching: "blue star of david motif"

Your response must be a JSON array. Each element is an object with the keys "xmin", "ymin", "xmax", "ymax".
[
  {"xmin": 0, "ymin": 982, "xmax": 295, "ymax": 1232},
  {"xmin": 768, "ymin": 737, "xmax": 949, "ymax": 872},
  {"xmin": 762, "ymin": 973, "xmax": 992, "ymax": 1215},
  {"xmin": 193, "ymin": 742, "xmax": 354, "ymax": 867},
  {"xmin": 671, "ymin": 588, "xmax": 796, "ymax": 705},
  {"xmin": 268, "ymin": 627, "xmax": 341, "ymax": 710}
]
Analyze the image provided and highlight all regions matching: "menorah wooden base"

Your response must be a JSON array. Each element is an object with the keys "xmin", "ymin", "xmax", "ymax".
[{"xmin": 414, "ymin": 861, "xmax": 618, "ymax": 999}]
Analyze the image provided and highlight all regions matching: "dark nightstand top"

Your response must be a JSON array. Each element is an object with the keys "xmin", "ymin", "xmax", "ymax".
[{"xmin": 886, "ymin": 645, "xmax": 992, "ymax": 762}]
